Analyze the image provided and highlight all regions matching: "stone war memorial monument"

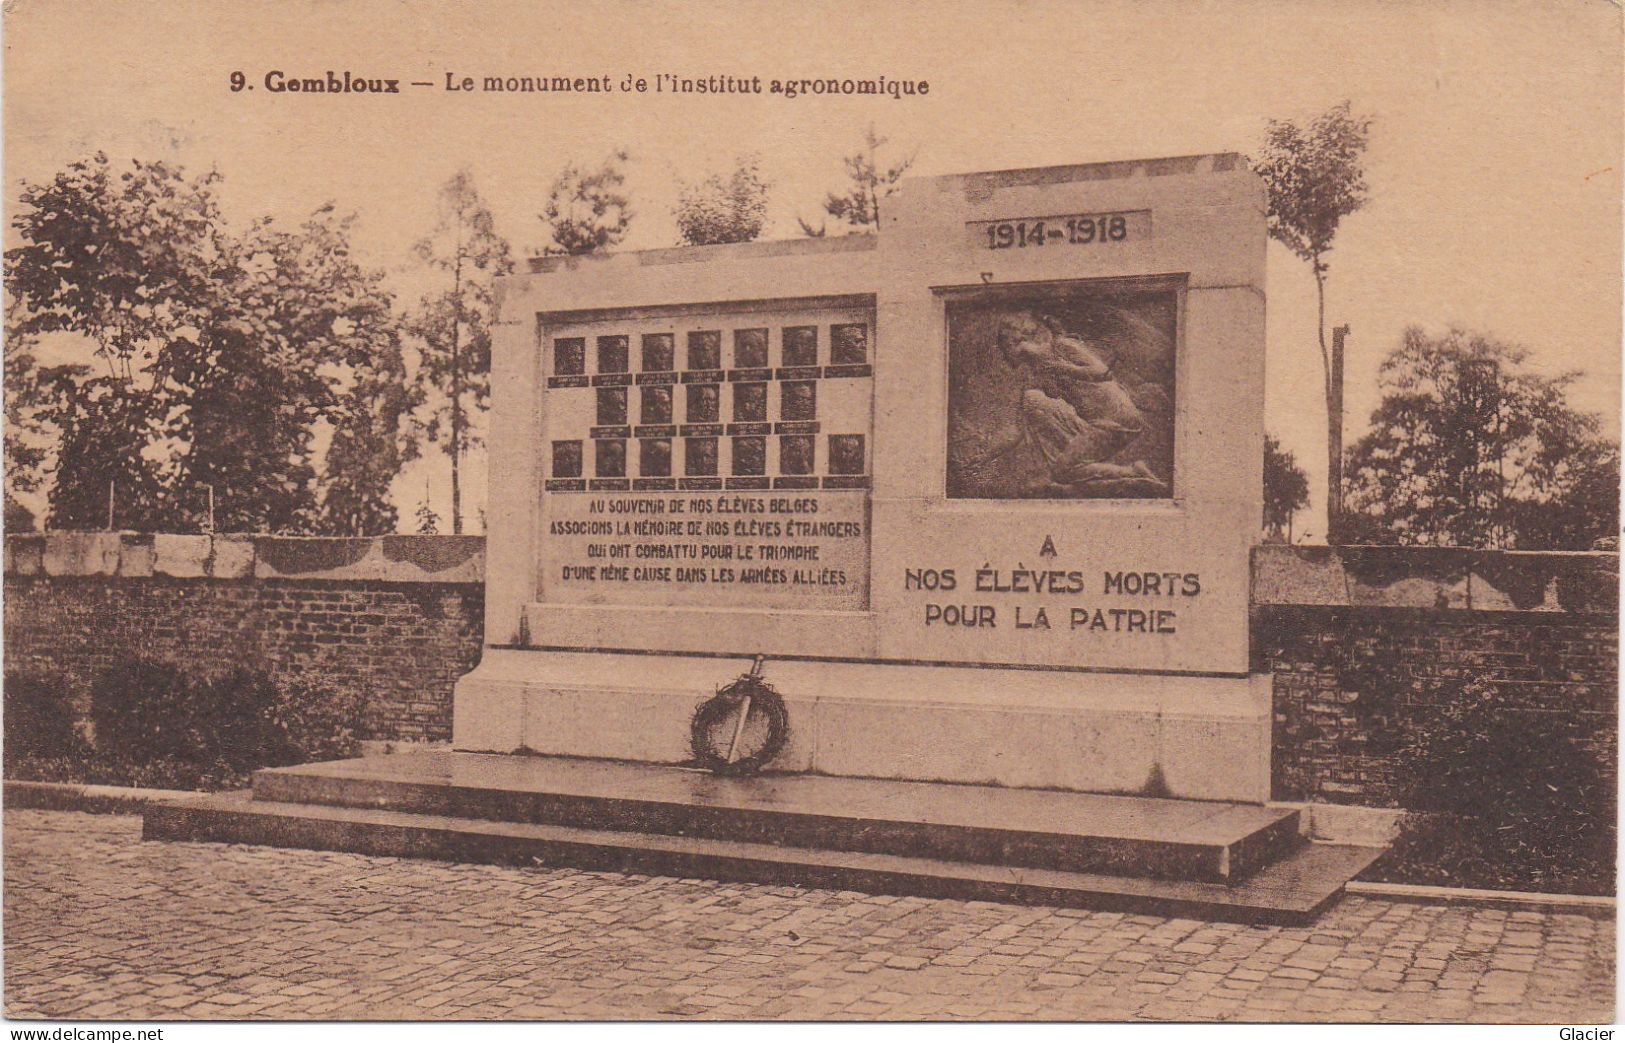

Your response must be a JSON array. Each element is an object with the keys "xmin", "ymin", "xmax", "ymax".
[
  {"xmin": 150, "ymin": 155, "xmax": 1385, "ymax": 923},
  {"xmin": 464, "ymin": 153, "xmax": 1264, "ymax": 797}
]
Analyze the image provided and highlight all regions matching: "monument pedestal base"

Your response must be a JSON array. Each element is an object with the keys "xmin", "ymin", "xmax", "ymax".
[
  {"xmin": 145, "ymin": 750, "xmax": 1384, "ymax": 925},
  {"xmin": 452, "ymin": 650, "xmax": 1271, "ymax": 803}
]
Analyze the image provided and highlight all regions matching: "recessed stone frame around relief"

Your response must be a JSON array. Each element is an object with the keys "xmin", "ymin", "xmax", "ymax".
[{"xmin": 945, "ymin": 281, "xmax": 1179, "ymax": 500}]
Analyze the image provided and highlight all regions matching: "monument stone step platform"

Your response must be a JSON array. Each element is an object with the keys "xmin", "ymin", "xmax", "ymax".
[{"xmin": 142, "ymin": 752, "xmax": 1384, "ymax": 925}]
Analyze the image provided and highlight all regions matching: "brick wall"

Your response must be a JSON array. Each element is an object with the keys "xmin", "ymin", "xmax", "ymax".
[
  {"xmin": 3, "ymin": 533, "xmax": 483, "ymax": 744},
  {"xmin": 1255, "ymin": 545, "xmax": 1618, "ymax": 807},
  {"xmin": 4, "ymin": 535, "xmax": 1616, "ymax": 808}
]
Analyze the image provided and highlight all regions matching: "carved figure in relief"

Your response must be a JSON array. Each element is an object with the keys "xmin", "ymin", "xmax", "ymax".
[{"xmin": 978, "ymin": 310, "xmax": 1170, "ymax": 497}]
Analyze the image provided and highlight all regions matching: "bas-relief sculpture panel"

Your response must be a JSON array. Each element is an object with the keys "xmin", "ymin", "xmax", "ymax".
[{"xmin": 946, "ymin": 288, "xmax": 1178, "ymax": 500}]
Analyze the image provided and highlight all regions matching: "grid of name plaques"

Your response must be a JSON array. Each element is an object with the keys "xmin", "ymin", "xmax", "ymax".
[{"xmin": 543, "ymin": 314, "xmax": 873, "ymax": 493}]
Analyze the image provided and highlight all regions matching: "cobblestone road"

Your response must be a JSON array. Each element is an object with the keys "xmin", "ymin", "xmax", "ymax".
[{"xmin": 3, "ymin": 809, "xmax": 1614, "ymax": 1022}]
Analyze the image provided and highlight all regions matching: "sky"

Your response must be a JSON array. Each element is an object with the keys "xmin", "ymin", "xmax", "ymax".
[{"xmin": 5, "ymin": 0, "xmax": 1620, "ymax": 538}]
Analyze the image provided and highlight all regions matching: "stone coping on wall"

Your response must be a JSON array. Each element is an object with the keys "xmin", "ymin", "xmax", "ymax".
[
  {"xmin": 4, "ymin": 532, "xmax": 484, "ymax": 584},
  {"xmin": 1253, "ymin": 543, "xmax": 1619, "ymax": 615}
]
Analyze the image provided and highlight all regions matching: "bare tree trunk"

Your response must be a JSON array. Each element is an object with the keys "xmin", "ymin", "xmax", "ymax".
[
  {"xmin": 1314, "ymin": 263, "xmax": 1342, "ymax": 544},
  {"xmin": 868, "ymin": 134, "xmax": 880, "ymax": 231},
  {"xmin": 450, "ymin": 355, "xmax": 462, "ymax": 535},
  {"xmin": 449, "ymin": 247, "xmax": 465, "ymax": 535}
]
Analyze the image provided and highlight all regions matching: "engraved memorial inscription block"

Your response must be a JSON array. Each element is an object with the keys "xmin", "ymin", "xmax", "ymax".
[
  {"xmin": 472, "ymin": 154, "xmax": 1268, "ymax": 797},
  {"xmin": 537, "ymin": 299, "xmax": 875, "ymax": 612}
]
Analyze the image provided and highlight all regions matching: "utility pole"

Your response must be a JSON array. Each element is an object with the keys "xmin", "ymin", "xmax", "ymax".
[
  {"xmin": 106, "ymin": 480, "xmax": 115, "ymax": 531},
  {"xmin": 1329, "ymin": 324, "xmax": 1350, "ymax": 543}
]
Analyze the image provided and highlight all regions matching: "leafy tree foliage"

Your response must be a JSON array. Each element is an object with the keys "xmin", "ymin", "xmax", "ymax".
[
  {"xmin": 541, "ymin": 149, "xmax": 633, "ymax": 255},
  {"xmin": 39, "ymin": 370, "xmax": 168, "ymax": 530},
  {"xmin": 7, "ymin": 156, "xmax": 218, "ymax": 528},
  {"xmin": 410, "ymin": 169, "xmax": 512, "ymax": 534},
  {"xmin": 1508, "ymin": 437, "xmax": 1619, "ymax": 552},
  {"xmin": 414, "ymin": 494, "xmax": 440, "ymax": 535},
  {"xmin": 674, "ymin": 155, "xmax": 770, "ymax": 246},
  {"xmin": 4, "ymin": 316, "xmax": 58, "ymax": 530},
  {"xmin": 1343, "ymin": 326, "xmax": 1619, "ymax": 549},
  {"xmin": 1263, "ymin": 434, "xmax": 1310, "ymax": 541},
  {"xmin": 3, "ymin": 495, "xmax": 36, "ymax": 533},
  {"xmin": 316, "ymin": 311, "xmax": 418, "ymax": 536},
  {"xmin": 6, "ymin": 154, "xmax": 224, "ymax": 383},
  {"xmin": 318, "ymin": 352, "xmax": 418, "ymax": 535},
  {"xmin": 181, "ymin": 209, "xmax": 376, "ymax": 533},
  {"xmin": 5, "ymin": 153, "xmax": 414, "ymax": 533},
  {"xmin": 1252, "ymin": 102, "xmax": 1372, "ymax": 541},
  {"xmin": 799, "ymin": 124, "xmax": 915, "ymax": 236},
  {"xmin": 271, "ymin": 207, "xmax": 416, "ymax": 536}
]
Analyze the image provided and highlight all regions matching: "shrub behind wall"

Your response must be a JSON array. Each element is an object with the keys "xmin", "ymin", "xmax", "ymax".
[
  {"xmin": 5, "ymin": 659, "xmax": 369, "ymax": 790},
  {"xmin": 1369, "ymin": 677, "xmax": 1616, "ymax": 895},
  {"xmin": 3, "ymin": 672, "xmax": 88, "ymax": 763}
]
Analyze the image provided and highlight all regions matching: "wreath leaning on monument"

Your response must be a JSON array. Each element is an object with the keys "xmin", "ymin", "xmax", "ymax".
[{"xmin": 690, "ymin": 655, "xmax": 789, "ymax": 775}]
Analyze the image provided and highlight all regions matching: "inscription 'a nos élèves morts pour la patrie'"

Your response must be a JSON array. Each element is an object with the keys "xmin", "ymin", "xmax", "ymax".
[{"xmin": 905, "ymin": 562, "xmax": 1201, "ymax": 635}]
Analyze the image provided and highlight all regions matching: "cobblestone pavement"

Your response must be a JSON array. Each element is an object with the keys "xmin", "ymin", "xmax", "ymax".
[{"xmin": 3, "ymin": 809, "xmax": 1614, "ymax": 1022}]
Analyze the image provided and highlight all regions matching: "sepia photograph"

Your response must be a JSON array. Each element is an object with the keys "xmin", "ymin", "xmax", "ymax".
[{"xmin": 1, "ymin": 0, "xmax": 1619, "ymax": 1029}]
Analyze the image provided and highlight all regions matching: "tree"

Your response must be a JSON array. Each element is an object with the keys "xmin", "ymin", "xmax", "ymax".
[
  {"xmin": 541, "ymin": 149, "xmax": 632, "ymax": 256},
  {"xmin": 179, "ymin": 207, "xmax": 389, "ymax": 534},
  {"xmin": 1512, "ymin": 438, "xmax": 1619, "ymax": 551},
  {"xmin": 6, "ymin": 154, "xmax": 416, "ymax": 533},
  {"xmin": 1263, "ymin": 435, "xmax": 1311, "ymax": 542},
  {"xmin": 413, "ymin": 481, "xmax": 440, "ymax": 535},
  {"xmin": 1343, "ymin": 326, "xmax": 1618, "ymax": 550},
  {"xmin": 36, "ymin": 369, "xmax": 169, "ymax": 530},
  {"xmin": 6, "ymin": 154, "xmax": 224, "ymax": 384},
  {"xmin": 674, "ymin": 155, "xmax": 770, "ymax": 246},
  {"xmin": 7, "ymin": 154, "xmax": 223, "ymax": 528},
  {"xmin": 3, "ymin": 315, "xmax": 59, "ymax": 530},
  {"xmin": 315, "ymin": 284, "xmax": 419, "ymax": 536},
  {"xmin": 799, "ymin": 124, "xmax": 915, "ymax": 236},
  {"xmin": 3, "ymin": 495, "xmax": 35, "ymax": 533},
  {"xmin": 410, "ymin": 170, "xmax": 512, "ymax": 535},
  {"xmin": 1252, "ymin": 102, "xmax": 1373, "ymax": 542}
]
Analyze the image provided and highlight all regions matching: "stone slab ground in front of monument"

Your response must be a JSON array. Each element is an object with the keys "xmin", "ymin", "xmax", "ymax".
[
  {"xmin": 457, "ymin": 153, "xmax": 1268, "ymax": 802},
  {"xmin": 146, "ymin": 750, "xmax": 1384, "ymax": 925}
]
